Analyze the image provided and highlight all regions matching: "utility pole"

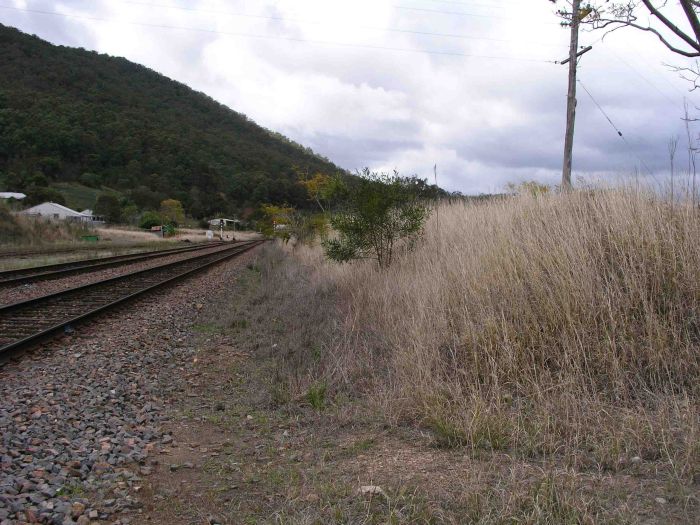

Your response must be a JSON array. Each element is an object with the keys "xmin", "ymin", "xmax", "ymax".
[{"xmin": 561, "ymin": 0, "xmax": 582, "ymax": 191}]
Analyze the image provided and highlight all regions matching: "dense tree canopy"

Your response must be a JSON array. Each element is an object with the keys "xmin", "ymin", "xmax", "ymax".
[{"xmin": 0, "ymin": 24, "xmax": 344, "ymax": 218}]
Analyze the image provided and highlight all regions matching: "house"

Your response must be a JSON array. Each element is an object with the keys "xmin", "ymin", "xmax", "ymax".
[
  {"xmin": 19, "ymin": 202, "xmax": 104, "ymax": 225},
  {"xmin": 0, "ymin": 192, "xmax": 26, "ymax": 200}
]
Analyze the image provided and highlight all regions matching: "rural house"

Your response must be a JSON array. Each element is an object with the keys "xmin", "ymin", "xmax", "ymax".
[{"xmin": 19, "ymin": 202, "xmax": 105, "ymax": 225}]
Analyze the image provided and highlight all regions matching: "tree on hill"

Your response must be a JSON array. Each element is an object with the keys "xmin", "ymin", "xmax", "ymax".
[
  {"xmin": 0, "ymin": 24, "xmax": 345, "ymax": 218},
  {"xmin": 24, "ymin": 187, "xmax": 66, "ymax": 207},
  {"xmin": 94, "ymin": 194, "xmax": 122, "ymax": 223},
  {"xmin": 160, "ymin": 198, "xmax": 185, "ymax": 226}
]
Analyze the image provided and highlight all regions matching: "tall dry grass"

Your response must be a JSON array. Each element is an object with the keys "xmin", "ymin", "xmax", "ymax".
[
  {"xmin": 261, "ymin": 188, "xmax": 699, "ymax": 480},
  {"xmin": 0, "ymin": 205, "xmax": 90, "ymax": 246}
]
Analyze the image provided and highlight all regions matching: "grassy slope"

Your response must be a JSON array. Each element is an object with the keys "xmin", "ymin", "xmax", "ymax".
[{"xmin": 52, "ymin": 182, "xmax": 122, "ymax": 211}]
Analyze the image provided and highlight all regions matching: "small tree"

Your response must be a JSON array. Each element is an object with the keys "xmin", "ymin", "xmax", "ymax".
[
  {"xmin": 323, "ymin": 169, "xmax": 429, "ymax": 269},
  {"xmin": 139, "ymin": 211, "xmax": 163, "ymax": 229},
  {"xmin": 259, "ymin": 204, "xmax": 295, "ymax": 240},
  {"xmin": 159, "ymin": 198, "xmax": 185, "ymax": 226},
  {"xmin": 94, "ymin": 194, "xmax": 122, "ymax": 223},
  {"xmin": 299, "ymin": 173, "xmax": 345, "ymax": 213},
  {"xmin": 120, "ymin": 203, "xmax": 139, "ymax": 225}
]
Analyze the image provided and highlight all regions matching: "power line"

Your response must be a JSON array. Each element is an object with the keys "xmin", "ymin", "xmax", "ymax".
[
  {"xmin": 100, "ymin": 0, "xmax": 567, "ymax": 48},
  {"xmin": 599, "ymin": 42, "xmax": 680, "ymax": 106},
  {"xmin": 578, "ymin": 79, "xmax": 658, "ymax": 180},
  {"xmin": 385, "ymin": 0, "xmax": 521, "ymax": 9},
  {"xmin": 627, "ymin": 48, "xmax": 692, "ymax": 99},
  {"xmin": 393, "ymin": 4, "xmax": 559, "ymax": 24},
  {"xmin": 0, "ymin": 4, "xmax": 555, "ymax": 63},
  {"xmin": 405, "ymin": 0, "xmax": 508, "ymax": 7}
]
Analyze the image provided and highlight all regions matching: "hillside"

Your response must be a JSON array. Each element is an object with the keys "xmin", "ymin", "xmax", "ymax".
[{"xmin": 0, "ymin": 24, "xmax": 343, "ymax": 218}]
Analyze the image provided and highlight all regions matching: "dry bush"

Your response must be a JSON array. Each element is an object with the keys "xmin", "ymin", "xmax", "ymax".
[
  {"xmin": 256, "ymin": 188, "xmax": 700, "ymax": 481},
  {"xmin": 0, "ymin": 206, "xmax": 89, "ymax": 246}
]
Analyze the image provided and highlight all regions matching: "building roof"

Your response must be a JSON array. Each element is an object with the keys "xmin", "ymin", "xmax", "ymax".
[
  {"xmin": 0, "ymin": 192, "xmax": 26, "ymax": 200},
  {"xmin": 22, "ymin": 202, "xmax": 84, "ymax": 217}
]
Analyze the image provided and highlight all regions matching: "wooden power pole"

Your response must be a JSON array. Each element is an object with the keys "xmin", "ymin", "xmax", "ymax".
[{"xmin": 561, "ymin": 0, "xmax": 582, "ymax": 191}]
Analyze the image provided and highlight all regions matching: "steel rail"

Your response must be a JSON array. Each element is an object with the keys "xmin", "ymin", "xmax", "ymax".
[
  {"xmin": 0, "ymin": 241, "xmax": 227, "ymax": 285},
  {"xmin": 0, "ymin": 240, "xmax": 263, "ymax": 357},
  {"xmin": 0, "ymin": 242, "xmax": 184, "ymax": 259}
]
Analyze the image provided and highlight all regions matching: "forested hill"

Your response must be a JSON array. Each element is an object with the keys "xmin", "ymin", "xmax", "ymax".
[{"xmin": 0, "ymin": 24, "xmax": 344, "ymax": 218}]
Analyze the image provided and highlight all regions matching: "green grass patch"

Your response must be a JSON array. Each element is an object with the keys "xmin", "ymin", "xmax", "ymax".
[
  {"xmin": 53, "ymin": 182, "xmax": 122, "ymax": 211},
  {"xmin": 192, "ymin": 323, "xmax": 222, "ymax": 334},
  {"xmin": 307, "ymin": 382, "xmax": 327, "ymax": 411}
]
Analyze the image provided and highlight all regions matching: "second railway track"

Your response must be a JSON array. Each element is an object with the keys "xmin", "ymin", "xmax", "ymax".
[
  {"xmin": 0, "ymin": 241, "xmax": 227, "ymax": 285},
  {"xmin": 0, "ymin": 239, "xmax": 263, "ymax": 357}
]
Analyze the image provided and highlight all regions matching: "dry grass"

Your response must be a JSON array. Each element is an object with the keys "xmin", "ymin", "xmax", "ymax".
[
  {"xmin": 0, "ymin": 205, "xmax": 90, "ymax": 246},
  {"xmin": 260, "ymin": 188, "xmax": 699, "ymax": 488}
]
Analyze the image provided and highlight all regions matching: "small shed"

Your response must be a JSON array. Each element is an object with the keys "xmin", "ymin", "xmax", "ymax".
[{"xmin": 208, "ymin": 218, "xmax": 240, "ymax": 228}]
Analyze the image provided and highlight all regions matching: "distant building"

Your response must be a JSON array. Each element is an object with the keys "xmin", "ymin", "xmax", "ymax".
[
  {"xmin": 19, "ymin": 202, "xmax": 104, "ymax": 225},
  {"xmin": 0, "ymin": 192, "xmax": 26, "ymax": 200},
  {"xmin": 208, "ymin": 218, "xmax": 240, "ymax": 228}
]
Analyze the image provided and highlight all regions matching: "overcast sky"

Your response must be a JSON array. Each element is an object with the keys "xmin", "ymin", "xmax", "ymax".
[{"xmin": 2, "ymin": 0, "xmax": 699, "ymax": 193}]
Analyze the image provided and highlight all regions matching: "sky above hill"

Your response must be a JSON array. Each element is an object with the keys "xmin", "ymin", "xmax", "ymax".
[{"xmin": 2, "ymin": 0, "xmax": 699, "ymax": 193}]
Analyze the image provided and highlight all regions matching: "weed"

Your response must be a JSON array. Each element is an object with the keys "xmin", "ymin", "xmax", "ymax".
[
  {"xmin": 307, "ymin": 382, "xmax": 327, "ymax": 411},
  {"xmin": 192, "ymin": 323, "xmax": 221, "ymax": 334},
  {"xmin": 428, "ymin": 417, "xmax": 468, "ymax": 449},
  {"xmin": 230, "ymin": 318, "xmax": 249, "ymax": 332}
]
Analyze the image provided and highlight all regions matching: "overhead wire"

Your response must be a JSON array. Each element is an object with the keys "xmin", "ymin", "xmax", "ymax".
[
  {"xmin": 393, "ymin": 4, "xmax": 560, "ymax": 24},
  {"xmin": 400, "ymin": 0, "xmax": 516, "ymax": 8},
  {"xmin": 577, "ymin": 79, "xmax": 659, "ymax": 182},
  {"xmin": 98, "ymin": 0, "xmax": 568, "ymax": 48},
  {"xmin": 599, "ymin": 42, "xmax": 682, "ymax": 106},
  {"xmin": 0, "ymin": 4, "xmax": 556, "ymax": 63}
]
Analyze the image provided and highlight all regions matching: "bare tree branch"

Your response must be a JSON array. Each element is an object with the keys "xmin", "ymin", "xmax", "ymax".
[{"xmin": 550, "ymin": 1, "xmax": 700, "ymax": 83}]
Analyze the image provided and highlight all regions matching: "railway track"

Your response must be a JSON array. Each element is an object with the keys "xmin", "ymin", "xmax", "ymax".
[
  {"xmin": 0, "ymin": 241, "xmax": 226, "ymax": 285},
  {"xmin": 0, "ymin": 240, "xmax": 263, "ymax": 357}
]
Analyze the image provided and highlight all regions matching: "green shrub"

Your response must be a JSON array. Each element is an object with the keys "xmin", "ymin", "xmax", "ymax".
[
  {"xmin": 139, "ymin": 211, "xmax": 163, "ymax": 229},
  {"xmin": 323, "ymin": 169, "xmax": 429, "ymax": 268}
]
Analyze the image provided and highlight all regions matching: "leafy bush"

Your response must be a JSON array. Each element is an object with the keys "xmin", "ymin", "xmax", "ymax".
[
  {"xmin": 323, "ymin": 169, "xmax": 429, "ymax": 268},
  {"xmin": 94, "ymin": 194, "xmax": 122, "ymax": 223},
  {"xmin": 159, "ymin": 198, "xmax": 185, "ymax": 226},
  {"xmin": 139, "ymin": 211, "xmax": 163, "ymax": 229}
]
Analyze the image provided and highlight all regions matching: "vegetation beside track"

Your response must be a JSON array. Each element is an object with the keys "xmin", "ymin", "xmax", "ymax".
[{"xmin": 171, "ymin": 188, "xmax": 699, "ymax": 523}]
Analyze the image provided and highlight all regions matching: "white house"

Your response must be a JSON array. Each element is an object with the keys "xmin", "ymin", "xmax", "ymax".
[
  {"xmin": 0, "ymin": 192, "xmax": 26, "ymax": 200},
  {"xmin": 20, "ymin": 202, "xmax": 104, "ymax": 225}
]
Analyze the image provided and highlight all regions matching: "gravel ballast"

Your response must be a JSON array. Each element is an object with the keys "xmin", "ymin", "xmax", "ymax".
[{"xmin": 0, "ymin": 248, "xmax": 260, "ymax": 525}]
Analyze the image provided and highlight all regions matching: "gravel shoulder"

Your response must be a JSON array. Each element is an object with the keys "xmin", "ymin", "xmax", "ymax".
[{"xmin": 0, "ymin": 247, "xmax": 260, "ymax": 525}]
